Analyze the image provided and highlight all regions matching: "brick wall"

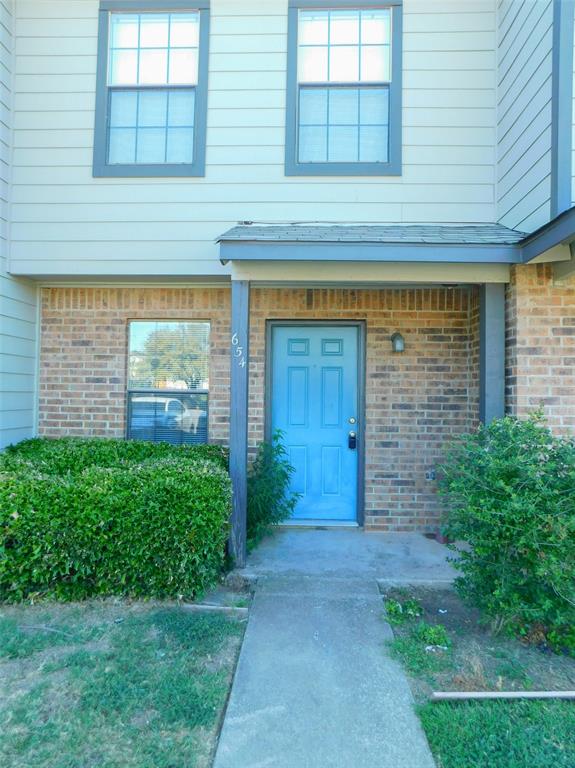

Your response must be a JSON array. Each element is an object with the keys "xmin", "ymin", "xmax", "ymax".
[
  {"xmin": 506, "ymin": 264, "xmax": 575, "ymax": 432},
  {"xmin": 39, "ymin": 287, "xmax": 231, "ymax": 442},
  {"xmin": 40, "ymin": 285, "xmax": 480, "ymax": 531}
]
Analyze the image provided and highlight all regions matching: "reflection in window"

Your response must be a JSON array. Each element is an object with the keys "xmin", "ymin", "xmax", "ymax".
[{"xmin": 127, "ymin": 321, "xmax": 209, "ymax": 445}]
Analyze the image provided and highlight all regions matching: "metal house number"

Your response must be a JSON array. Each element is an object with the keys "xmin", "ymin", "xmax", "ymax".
[{"xmin": 231, "ymin": 332, "xmax": 246, "ymax": 368}]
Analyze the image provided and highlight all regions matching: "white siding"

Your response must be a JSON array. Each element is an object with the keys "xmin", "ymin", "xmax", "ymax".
[
  {"xmin": 497, "ymin": 0, "xmax": 553, "ymax": 232},
  {"xmin": 10, "ymin": 0, "xmax": 497, "ymax": 277},
  {"xmin": 0, "ymin": 0, "xmax": 38, "ymax": 448}
]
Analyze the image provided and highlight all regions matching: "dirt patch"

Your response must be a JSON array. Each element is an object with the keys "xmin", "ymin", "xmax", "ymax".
[{"xmin": 382, "ymin": 586, "xmax": 575, "ymax": 703}]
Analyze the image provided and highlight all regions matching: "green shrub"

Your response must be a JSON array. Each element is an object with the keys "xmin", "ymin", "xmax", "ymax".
[
  {"xmin": 247, "ymin": 431, "xmax": 300, "ymax": 549},
  {"xmin": 0, "ymin": 439, "xmax": 231, "ymax": 602},
  {"xmin": 0, "ymin": 436, "xmax": 228, "ymax": 475},
  {"xmin": 440, "ymin": 413, "xmax": 575, "ymax": 653}
]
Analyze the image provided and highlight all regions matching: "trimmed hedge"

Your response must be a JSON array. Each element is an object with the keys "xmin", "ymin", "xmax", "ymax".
[
  {"xmin": 0, "ymin": 439, "xmax": 231, "ymax": 602},
  {"xmin": 0, "ymin": 436, "xmax": 228, "ymax": 475}
]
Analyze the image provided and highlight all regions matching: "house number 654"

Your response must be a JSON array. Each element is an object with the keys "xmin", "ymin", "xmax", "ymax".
[{"xmin": 231, "ymin": 332, "xmax": 246, "ymax": 368}]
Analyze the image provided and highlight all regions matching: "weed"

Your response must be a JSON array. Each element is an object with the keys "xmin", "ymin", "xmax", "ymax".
[{"xmin": 384, "ymin": 597, "xmax": 423, "ymax": 625}]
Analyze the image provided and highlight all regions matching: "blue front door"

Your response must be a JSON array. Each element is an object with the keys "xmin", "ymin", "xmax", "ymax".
[{"xmin": 271, "ymin": 325, "xmax": 359, "ymax": 521}]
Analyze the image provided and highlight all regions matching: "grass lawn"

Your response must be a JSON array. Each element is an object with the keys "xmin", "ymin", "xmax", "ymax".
[
  {"xmin": 384, "ymin": 587, "xmax": 575, "ymax": 768},
  {"xmin": 0, "ymin": 601, "xmax": 245, "ymax": 768},
  {"xmin": 419, "ymin": 699, "xmax": 575, "ymax": 768}
]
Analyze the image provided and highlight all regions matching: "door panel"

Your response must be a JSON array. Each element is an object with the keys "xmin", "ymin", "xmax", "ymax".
[{"xmin": 271, "ymin": 325, "xmax": 359, "ymax": 521}]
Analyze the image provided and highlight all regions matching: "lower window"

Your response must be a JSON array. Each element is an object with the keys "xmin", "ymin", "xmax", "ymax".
[{"xmin": 127, "ymin": 320, "xmax": 210, "ymax": 445}]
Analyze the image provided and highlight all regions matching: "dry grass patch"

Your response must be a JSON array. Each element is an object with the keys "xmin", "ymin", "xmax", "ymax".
[{"xmin": 0, "ymin": 601, "xmax": 245, "ymax": 768}]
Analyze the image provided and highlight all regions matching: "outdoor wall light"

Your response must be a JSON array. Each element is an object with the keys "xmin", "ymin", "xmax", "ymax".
[{"xmin": 391, "ymin": 332, "xmax": 405, "ymax": 353}]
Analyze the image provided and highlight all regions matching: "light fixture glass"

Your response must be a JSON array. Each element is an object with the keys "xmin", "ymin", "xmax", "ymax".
[{"xmin": 391, "ymin": 331, "xmax": 404, "ymax": 353}]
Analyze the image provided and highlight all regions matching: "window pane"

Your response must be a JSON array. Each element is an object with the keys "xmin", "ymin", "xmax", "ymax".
[
  {"xmin": 170, "ymin": 13, "xmax": 199, "ymax": 47},
  {"xmin": 110, "ymin": 49, "xmax": 138, "ymax": 85},
  {"xmin": 329, "ymin": 89, "xmax": 358, "ymax": 125},
  {"xmin": 108, "ymin": 128, "xmax": 136, "ymax": 163},
  {"xmin": 128, "ymin": 321, "xmax": 210, "ymax": 390},
  {"xmin": 169, "ymin": 48, "xmax": 198, "ymax": 85},
  {"xmin": 168, "ymin": 89, "xmax": 195, "ymax": 126},
  {"xmin": 361, "ymin": 46, "xmax": 390, "ymax": 82},
  {"xmin": 109, "ymin": 91, "xmax": 138, "ymax": 127},
  {"xmin": 111, "ymin": 14, "xmax": 139, "ymax": 48},
  {"xmin": 330, "ymin": 10, "xmax": 359, "ymax": 45},
  {"xmin": 361, "ymin": 9, "xmax": 391, "ymax": 44},
  {"xmin": 299, "ymin": 125, "xmax": 327, "ymax": 162},
  {"xmin": 127, "ymin": 392, "xmax": 208, "ymax": 445},
  {"xmin": 139, "ymin": 49, "xmax": 168, "ymax": 84},
  {"xmin": 329, "ymin": 47, "xmax": 359, "ymax": 82},
  {"xmin": 136, "ymin": 127, "xmax": 166, "ymax": 163},
  {"xmin": 360, "ymin": 88, "xmax": 389, "ymax": 125},
  {"xmin": 139, "ymin": 14, "xmax": 169, "ymax": 47},
  {"xmin": 167, "ymin": 127, "xmax": 194, "ymax": 163},
  {"xmin": 360, "ymin": 124, "xmax": 388, "ymax": 162},
  {"xmin": 299, "ymin": 88, "xmax": 328, "ymax": 125},
  {"xmin": 298, "ymin": 10, "xmax": 328, "ymax": 45},
  {"xmin": 138, "ymin": 90, "xmax": 168, "ymax": 126},
  {"xmin": 298, "ymin": 46, "xmax": 328, "ymax": 81},
  {"xmin": 328, "ymin": 125, "xmax": 358, "ymax": 162}
]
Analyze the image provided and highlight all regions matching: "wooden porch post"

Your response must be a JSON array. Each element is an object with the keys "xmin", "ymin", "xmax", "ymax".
[
  {"xmin": 229, "ymin": 280, "xmax": 250, "ymax": 567},
  {"xmin": 479, "ymin": 283, "xmax": 505, "ymax": 423}
]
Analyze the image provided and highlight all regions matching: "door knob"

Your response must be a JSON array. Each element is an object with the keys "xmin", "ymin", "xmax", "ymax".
[{"xmin": 348, "ymin": 431, "xmax": 357, "ymax": 450}]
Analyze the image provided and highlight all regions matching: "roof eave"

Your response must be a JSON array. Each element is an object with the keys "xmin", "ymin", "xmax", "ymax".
[
  {"xmin": 219, "ymin": 240, "xmax": 522, "ymax": 266},
  {"xmin": 520, "ymin": 205, "xmax": 575, "ymax": 262}
]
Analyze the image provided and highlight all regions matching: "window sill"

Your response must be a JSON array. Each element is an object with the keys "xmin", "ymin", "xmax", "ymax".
[
  {"xmin": 93, "ymin": 162, "xmax": 205, "ymax": 178},
  {"xmin": 285, "ymin": 160, "xmax": 402, "ymax": 177}
]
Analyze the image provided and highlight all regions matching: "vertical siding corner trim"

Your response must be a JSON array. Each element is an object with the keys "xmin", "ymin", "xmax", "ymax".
[{"xmin": 551, "ymin": 0, "xmax": 575, "ymax": 217}]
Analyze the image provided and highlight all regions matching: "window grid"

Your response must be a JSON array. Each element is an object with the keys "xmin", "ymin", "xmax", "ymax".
[
  {"xmin": 296, "ymin": 8, "xmax": 391, "ymax": 165},
  {"xmin": 299, "ymin": 85, "xmax": 389, "ymax": 163},
  {"xmin": 297, "ymin": 9, "xmax": 391, "ymax": 84},
  {"xmin": 108, "ymin": 87, "xmax": 195, "ymax": 165},
  {"xmin": 108, "ymin": 12, "xmax": 199, "ymax": 87}
]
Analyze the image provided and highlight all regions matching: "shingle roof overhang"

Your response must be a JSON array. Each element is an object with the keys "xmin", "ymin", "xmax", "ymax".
[{"xmin": 217, "ymin": 207, "xmax": 575, "ymax": 266}]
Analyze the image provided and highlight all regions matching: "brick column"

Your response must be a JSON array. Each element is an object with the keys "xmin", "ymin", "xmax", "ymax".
[{"xmin": 505, "ymin": 264, "xmax": 575, "ymax": 433}]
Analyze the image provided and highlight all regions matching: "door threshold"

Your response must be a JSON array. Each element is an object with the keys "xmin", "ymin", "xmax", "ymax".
[{"xmin": 280, "ymin": 519, "xmax": 359, "ymax": 529}]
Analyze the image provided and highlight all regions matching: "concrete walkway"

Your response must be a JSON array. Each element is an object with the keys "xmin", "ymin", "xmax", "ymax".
[{"xmin": 214, "ymin": 531, "xmax": 451, "ymax": 768}]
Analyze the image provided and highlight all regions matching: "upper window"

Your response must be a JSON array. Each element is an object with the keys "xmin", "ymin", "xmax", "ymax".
[
  {"xmin": 127, "ymin": 320, "xmax": 210, "ymax": 445},
  {"xmin": 93, "ymin": 1, "xmax": 210, "ymax": 177},
  {"xmin": 285, "ymin": 1, "xmax": 402, "ymax": 176}
]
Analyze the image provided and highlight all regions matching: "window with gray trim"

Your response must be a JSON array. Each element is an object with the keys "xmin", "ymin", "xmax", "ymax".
[
  {"xmin": 93, "ymin": 1, "xmax": 209, "ymax": 177},
  {"xmin": 285, "ymin": 1, "xmax": 402, "ymax": 176}
]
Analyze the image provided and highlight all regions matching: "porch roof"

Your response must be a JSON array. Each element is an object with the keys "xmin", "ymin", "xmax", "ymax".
[
  {"xmin": 219, "ymin": 222, "xmax": 526, "ymax": 245},
  {"xmin": 218, "ymin": 209, "xmax": 575, "ymax": 269},
  {"xmin": 218, "ymin": 222, "xmax": 528, "ymax": 265}
]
